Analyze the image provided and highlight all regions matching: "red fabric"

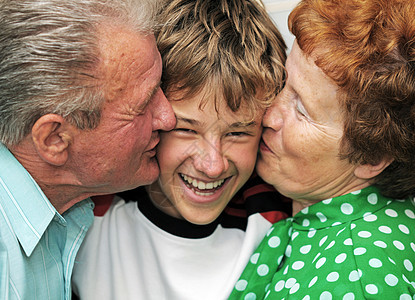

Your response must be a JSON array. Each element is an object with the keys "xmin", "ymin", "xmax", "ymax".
[
  {"xmin": 243, "ymin": 183, "xmax": 276, "ymax": 199},
  {"xmin": 260, "ymin": 211, "xmax": 289, "ymax": 224},
  {"xmin": 91, "ymin": 194, "xmax": 115, "ymax": 216}
]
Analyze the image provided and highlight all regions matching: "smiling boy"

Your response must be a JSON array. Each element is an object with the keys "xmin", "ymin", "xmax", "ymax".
[{"xmin": 72, "ymin": 0, "xmax": 288, "ymax": 299}]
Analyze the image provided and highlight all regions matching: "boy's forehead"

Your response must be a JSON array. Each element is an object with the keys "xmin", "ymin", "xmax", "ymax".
[{"xmin": 166, "ymin": 84, "xmax": 261, "ymax": 113}]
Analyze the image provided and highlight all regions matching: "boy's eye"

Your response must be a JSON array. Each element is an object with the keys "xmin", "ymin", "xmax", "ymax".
[
  {"xmin": 174, "ymin": 128, "xmax": 197, "ymax": 134},
  {"xmin": 226, "ymin": 131, "xmax": 249, "ymax": 137}
]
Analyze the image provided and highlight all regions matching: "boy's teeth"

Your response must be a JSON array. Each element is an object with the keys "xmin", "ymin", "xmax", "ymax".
[{"xmin": 182, "ymin": 174, "xmax": 225, "ymax": 190}]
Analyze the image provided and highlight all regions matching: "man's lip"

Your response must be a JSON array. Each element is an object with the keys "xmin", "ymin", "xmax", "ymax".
[{"xmin": 146, "ymin": 135, "xmax": 160, "ymax": 152}]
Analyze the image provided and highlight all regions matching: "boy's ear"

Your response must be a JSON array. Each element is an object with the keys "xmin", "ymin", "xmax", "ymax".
[
  {"xmin": 31, "ymin": 114, "xmax": 74, "ymax": 166},
  {"xmin": 354, "ymin": 158, "xmax": 394, "ymax": 180}
]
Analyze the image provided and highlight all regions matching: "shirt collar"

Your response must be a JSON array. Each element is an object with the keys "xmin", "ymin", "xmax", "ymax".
[
  {"xmin": 292, "ymin": 186, "xmax": 395, "ymax": 230},
  {"xmin": 0, "ymin": 143, "xmax": 57, "ymax": 256}
]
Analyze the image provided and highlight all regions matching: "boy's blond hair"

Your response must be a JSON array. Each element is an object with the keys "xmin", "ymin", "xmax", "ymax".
[{"xmin": 157, "ymin": 0, "xmax": 286, "ymax": 115}]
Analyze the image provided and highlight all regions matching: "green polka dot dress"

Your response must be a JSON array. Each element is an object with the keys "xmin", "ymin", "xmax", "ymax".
[{"xmin": 229, "ymin": 186, "xmax": 415, "ymax": 299}]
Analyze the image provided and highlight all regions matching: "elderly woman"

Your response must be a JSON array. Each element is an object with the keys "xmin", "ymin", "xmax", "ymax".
[{"xmin": 229, "ymin": 0, "xmax": 415, "ymax": 298}]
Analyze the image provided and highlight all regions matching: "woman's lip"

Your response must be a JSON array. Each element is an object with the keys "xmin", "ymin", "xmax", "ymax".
[{"xmin": 259, "ymin": 138, "xmax": 272, "ymax": 153}]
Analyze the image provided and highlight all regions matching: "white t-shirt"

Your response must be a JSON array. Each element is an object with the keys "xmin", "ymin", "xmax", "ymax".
[{"xmin": 72, "ymin": 183, "xmax": 289, "ymax": 300}]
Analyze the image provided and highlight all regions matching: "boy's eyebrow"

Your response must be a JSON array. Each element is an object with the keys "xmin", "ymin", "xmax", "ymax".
[
  {"xmin": 176, "ymin": 115, "xmax": 201, "ymax": 126},
  {"xmin": 229, "ymin": 121, "xmax": 257, "ymax": 128},
  {"xmin": 176, "ymin": 115, "xmax": 257, "ymax": 128}
]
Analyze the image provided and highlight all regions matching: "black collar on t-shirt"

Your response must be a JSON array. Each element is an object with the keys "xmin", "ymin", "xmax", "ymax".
[{"xmin": 118, "ymin": 187, "xmax": 221, "ymax": 239}]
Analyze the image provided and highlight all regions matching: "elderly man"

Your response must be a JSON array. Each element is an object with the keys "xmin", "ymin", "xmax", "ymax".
[{"xmin": 0, "ymin": 0, "xmax": 175, "ymax": 298}]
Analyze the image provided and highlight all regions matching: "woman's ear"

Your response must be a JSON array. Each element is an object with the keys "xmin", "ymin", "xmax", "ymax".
[
  {"xmin": 354, "ymin": 158, "xmax": 394, "ymax": 180},
  {"xmin": 31, "ymin": 114, "xmax": 74, "ymax": 166}
]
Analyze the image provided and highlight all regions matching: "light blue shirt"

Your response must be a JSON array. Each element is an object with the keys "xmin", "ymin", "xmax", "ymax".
[{"xmin": 0, "ymin": 143, "xmax": 94, "ymax": 300}]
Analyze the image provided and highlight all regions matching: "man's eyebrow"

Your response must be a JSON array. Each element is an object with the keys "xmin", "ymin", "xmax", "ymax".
[{"xmin": 136, "ymin": 81, "xmax": 161, "ymax": 112}]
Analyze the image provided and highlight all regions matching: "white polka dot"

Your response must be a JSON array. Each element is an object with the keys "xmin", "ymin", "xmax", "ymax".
[
  {"xmin": 283, "ymin": 265, "xmax": 289, "ymax": 275},
  {"xmin": 332, "ymin": 222, "xmax": 342, "ymax": 226},
  {"xmin": 335, "ymin": 253, "xmax": 347, "ymax": 264},
  {"xmin": 350, "ymin": 223, "xmax": 356, "ymax": 230},
  {"xmin": 369, "ymin": 258, "xmax": 382, "ymax": 268},
  {"xmin": 285, "ymin": 278, "xmax": 296, "ymax": 289},
  {"xmin": 365, "ymin": 284, "xmax": 378, "ymax": 294},
  {"xmin": 363, "ymin": 213, "xmax": 377, "ymax": 222},
  {"xmin": 312, "ymin": 253, "xmax": 321, "ymax": 263},
  {"xmin": 317, "ymin": 212, "xmax": 327, "ymax": 222},
  {"xmin": 244, "ymin": 292, "xmax": 257, "ymax": 300},
  {"xmin": 367, "ymin": 193, "xmax": 378, "ymax": 205},
  {"xmin": 343, "ymin": 292, "xmax": 355, "ymax": 300},
  {"xmin": 358, "ymin": 231, "xmax": 372, "ymax": 238},
  {"xmin": 302, "ymin": 296, "xmax": 311, "ymax": 300},
  {"xmin": 292, "ymin": 261, "xmax": 305, "ymax": 270},
  {"xmin": 349, "ymin": 270, "xmax": 362, "ymax": 282},
  {"xmin": 354, "ymin": 247, "xmax": 367, "ymax": 255},
  {"xmin": 393, "ymin": 240, "xmax": 405, "ymax": 250},
  {"xmin": 388, "ymin": 257, "xmax": 396, "ymax": 265},
  {"xmin": 351, "ymin": 190, "xmax": 361, "ymax": 195},
  {"xmin": 319, "ymin": 236, "xmax": 328, "ymax": 247},
  {"xmin": 385, "ymin": 274, "xmax": 399, "ymax": 286},
  {"xmin": 402, "ymin": 274, "xmax": 410, "ymax": 284},
  {"xmin": 303, "ymin": 219, "xmax": 310, "ymax": 226},
  {"xmin": 285, "ymin": 245, "xmax": 292, "ymax": 257},
  {"xmin": 399, "ymin": 224, "xmax": 410, "ymax": 234},
  {"xmin": 266, "ymin": 226, "xmax": 275, "ymax": 236},
  {"xmin": 336, "ymin": 228, "xmax": 346, "ymax": 236},
  {"xmin": 291, "ymin": 231, "xmax": 299, "ymax": 241},
  {"xmin": 290, "ymin": 283, "xmax": 300, "ymax": 294},
  {"xmin": 300, "ymin": 245, "xmax": 312, "ymax": 254},
  {"xmin": 274, "ymin": 280, "xmax": 285, "ymax": 292},
  {"xmin": 264, "ymin": 290, "xmax": 270, "ymax": 299},
  {"xmin": 320, "ymin": 291, "xmax": 332, "ymax": 300},
  {"xmin": 379, "ymin": 226, "xmax": 392, "ymax": 234},
  {"xmin": 404, "ymin": 209, "xmax": 415, "ymax": 219},
  {"xmin": 325, "ymin": 241, "xmax": 335, "ymax": 250},
  {"xmin": 411, "ymin": 242, "xmax": 415, "ymax": 252},
  {"xmin": 309, "ymin": 276, "xmax": 318, "ymax": 287},
  {"xmin": 316, "ymin": 257, "xmax": 326, "ymax": 269},
  {"xmin": 326, "ymin": 272, "xmax": 339, "ymax": 282},
  {"xmin": 302, "ymin": 207, "xmax": 309, "ymax": 214},
  {"xmin": 257, "ymin": 264, "xmax": 269, "ymax": 276},
  {"xmin": 235, "ymin": 280, "xmax": 248, "ymax": 291},
  {"xmin": 399, "ymin": 294, "xmax": 412, "ymax": 300},
  {"xmin": 385, "ymin": 209, "xmax": 398, "ymax": 217},
  {"xmin": 341, "ymin": 203, "xmax": 354, "ymax": 215},
  {"xmin": 322, "ymin": 198, "xmax": 332, "ymax": 204},
  {"xmin": 308, "ymin": 229, "xmax": 317, "ymax": 238},
  {"xmin": 344, "ymin": 238, "xmax": 353, "ymax": 246},
  {"xmin": 250, "ymin": 253, "xmax": 260, "ymax": 264},
  {"xmin": 374, "ymin": 240, "xmax": 387, "ymax": 248},
  {"xmin": 404, "ymin": 259, "xmax": 413, "ymax": 272},
  {"xmin": 268, "ymin": 236, "xmax": 281, "ymax": 248},
  {"xmin": 277, "ymin": 255, "xmax": 283, "ymax": 264}
]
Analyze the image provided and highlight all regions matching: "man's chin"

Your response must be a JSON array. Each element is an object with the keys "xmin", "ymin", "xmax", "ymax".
[{"xmin": 134, "ymin": 161, "xmax": 160, "ymax": 187}]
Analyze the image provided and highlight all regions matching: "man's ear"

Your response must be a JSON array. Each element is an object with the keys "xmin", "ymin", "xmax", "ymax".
[
  {"xmin": 31, "ymin": 114, "xmax": 74, "ymax": 166},
  {"xmin": 354, "ymin": 158, "xmax": 394, "ymax": 180}
]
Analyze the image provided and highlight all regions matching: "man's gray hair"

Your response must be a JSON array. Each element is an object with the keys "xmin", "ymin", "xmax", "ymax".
[{"xmin": 0, "ymin": 0, "xmax": 160, "ymax": 146}]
